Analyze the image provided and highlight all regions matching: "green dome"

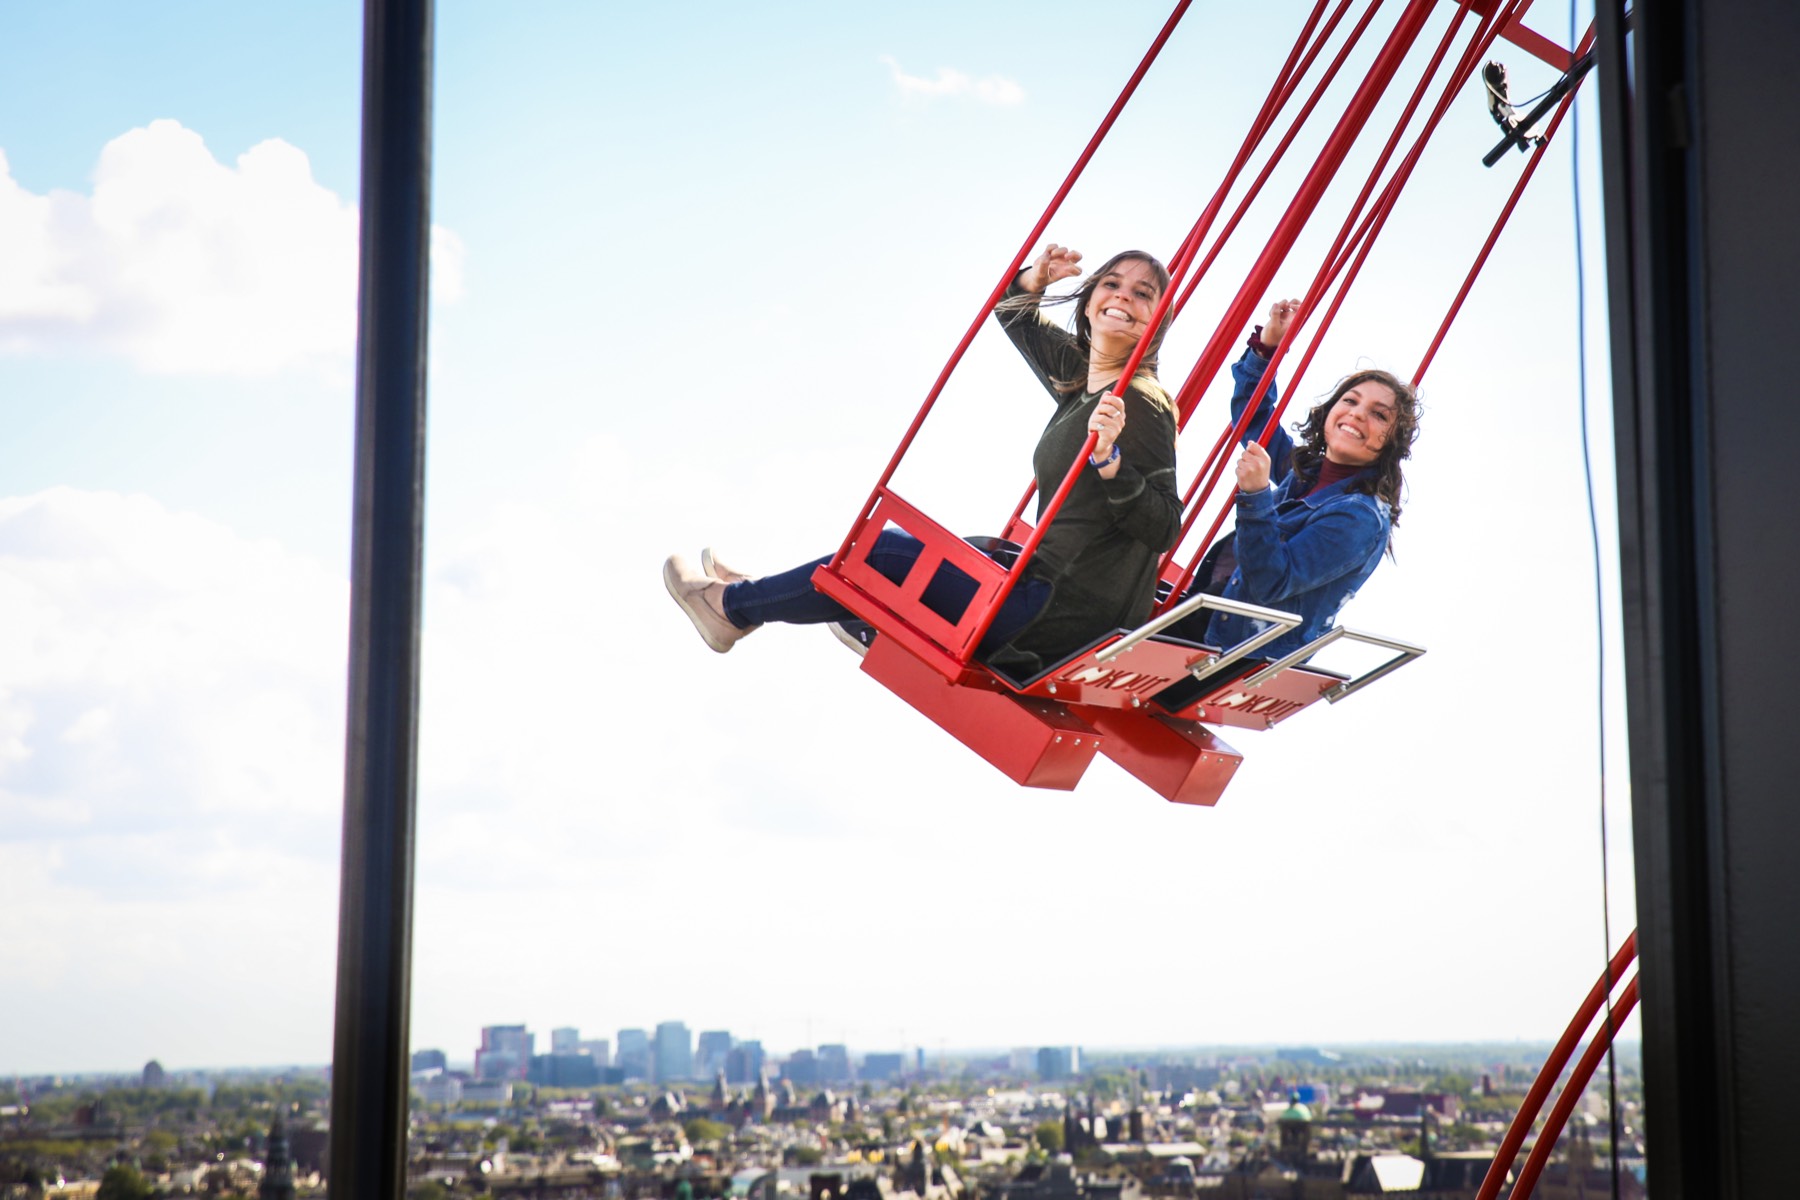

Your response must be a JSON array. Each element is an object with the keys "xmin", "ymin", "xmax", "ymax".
[{"xmin": 1281, "ymin": 1101, "xmax": 1313, "ymax": 1123}]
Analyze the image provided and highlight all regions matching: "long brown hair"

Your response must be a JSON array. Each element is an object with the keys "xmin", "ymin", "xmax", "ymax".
[
  {"xmin": 1288, "ymin": 368, "xmax": 1421, "ymax": 527},
  {"xmin": 1003, "ymin": 250, "xmax": 1175, "ymax": 410}
]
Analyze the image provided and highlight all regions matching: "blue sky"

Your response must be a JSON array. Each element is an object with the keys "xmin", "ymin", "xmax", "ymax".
[{"xmin": 0, "ymin": 0, "xmax": 1637, "ymax": 1077}]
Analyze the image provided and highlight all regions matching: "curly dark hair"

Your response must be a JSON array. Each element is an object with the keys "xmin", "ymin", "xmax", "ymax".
[{"xmin": 1288, "ymin": 368, "xmax": 1421, "ymax": 528}]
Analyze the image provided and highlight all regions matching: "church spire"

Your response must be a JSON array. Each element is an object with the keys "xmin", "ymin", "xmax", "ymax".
[{"xmin": 259, "ymin": 1112, "xmax": 297, "ymax": 1200}]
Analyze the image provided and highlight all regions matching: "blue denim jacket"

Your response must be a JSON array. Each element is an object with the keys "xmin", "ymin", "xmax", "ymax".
[{"xmin": 1203, "ymin": 347, "xmax": 1392, "ymax": 659}]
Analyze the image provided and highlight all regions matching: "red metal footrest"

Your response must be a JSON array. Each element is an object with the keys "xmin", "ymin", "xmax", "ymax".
[{"xmin": 1160, "ymin": 663, "xmax": 1346, "ymax": 730}]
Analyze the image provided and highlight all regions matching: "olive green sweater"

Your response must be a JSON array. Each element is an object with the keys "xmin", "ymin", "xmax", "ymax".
[{"xmin": 986, "ymin": 282, "xmax": 1183, "ymax": 678}]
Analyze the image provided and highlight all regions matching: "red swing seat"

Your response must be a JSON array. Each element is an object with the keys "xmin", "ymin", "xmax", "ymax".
[{"xmin": 805, "ymin": 0, "xmax": 1581, "ymax": 805}]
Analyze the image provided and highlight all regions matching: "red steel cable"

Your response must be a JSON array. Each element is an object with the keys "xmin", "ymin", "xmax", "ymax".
[
  {"xmin": 1160, "ymin": 0, "xmax": 1455, "ymax": 567},
  {"xmin": 1509, "ymin": 972, "xmax": 1641, "ymax": 1200},
  {"xmin": 826, "ymin": 0, "xmax": 1194, "ymax": 573},
  {"xmin": 1162, "ymin": 0, "xmax": 1457, "ymax": 446},
  {"xmin": 1164, "ymin": 0, "xmax": 1385, "ymax": 347},
  {"xmin": 1162, "ymin": 0, "xmax": 1544, "ymax": 603},
  {"xmin": 1475, "ymin": 930, "xmax": 1640, "ymax": 1200},
  {"xmin": 958, "ymin": 0, "xmax": 1388, "ymax": 660},
  {"xmin": 1001, "ymin": 0, "xmax": 1343, "ymax": 543},
  {"xmin": 1166, "ymin": 0, "xmax": 1340, "ymax": 277},
  {"xmin": 1157, "ymin": 0, "xmax": 1492, "ymax": 603}
]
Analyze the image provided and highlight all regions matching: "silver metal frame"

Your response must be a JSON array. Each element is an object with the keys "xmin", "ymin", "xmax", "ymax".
[
  {"xmin": 1239, "ymin": 625, "xmax": 1426, "ymax": 702},
  {"xmin": 1094, "ymin": 590, "xmax": 1302, "ymax": 682}
]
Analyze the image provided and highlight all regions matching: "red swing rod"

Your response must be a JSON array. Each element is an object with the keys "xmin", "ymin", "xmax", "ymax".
[
  {"xmin": 1162, "ymin": 0, "xmax": 1554, "ymax": 604},
  {"xmin": 1415, "ymin": 25, "xmax": 1594, "ymax": 384},
  {"xmin": 1159, "ymin": 0, "xmax": 1439, "ymax": 543},
  {"xmin": 826, "ymin": 0, "xmax": 1194, "ymax": 575},
  {"xmin": 963, "ymin": 0, "xmax": 1442, "ymax": 661},
  {"xmin": 999, "ymin": 0, "xmax": 1346, "ymax": 540},
  {"xmin": 1153, "ymin": 0, "xmax": 1446, "ymax": 454},
  {"xmin": 1172, "ymin": 4, "xmax": 1584, "ymax": 604},
  {"xmin": 1163, "ymin": 0, "xmax": 1388, "ymax": 358},
  {"xmin": 957, "ymin": 0, "xmax": 1404, "ymax": 665},
  {"xmin": 1157, "ymin": 0, "xmax": 1501, "ymax": 604},
  {"xmin": 1475, "ymin": 929, "xmax": 1639, "ymax": 1200}
]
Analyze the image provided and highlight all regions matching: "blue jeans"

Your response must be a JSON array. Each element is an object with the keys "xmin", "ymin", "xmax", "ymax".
[{"xmin": 720, "ymin": 531, "xmax": 1051, "ymax": 657}]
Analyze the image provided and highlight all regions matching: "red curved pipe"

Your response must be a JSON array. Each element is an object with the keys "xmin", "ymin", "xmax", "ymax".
[
  {"xmin": 1475, "ymin": 929, "xmax": 1639, "ymax": 1200},
  {"xmin": 1510, "ymin": 973, "xmax": 1640, "ymax": 1200}
]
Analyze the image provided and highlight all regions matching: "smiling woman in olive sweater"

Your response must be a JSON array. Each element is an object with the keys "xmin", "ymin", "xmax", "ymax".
[{"xmin": 663, "ymin": 242, "xmax": 1183, "ymax": 681}]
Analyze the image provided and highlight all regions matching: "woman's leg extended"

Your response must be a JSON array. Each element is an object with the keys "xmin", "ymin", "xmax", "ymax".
[{"xmin": 720, "ymin": 531, "xmax": 927, "ymax": 629}]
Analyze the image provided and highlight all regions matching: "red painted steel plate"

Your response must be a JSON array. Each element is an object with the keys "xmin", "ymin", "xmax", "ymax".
[
  {"xmin": 1019, "ymin": 636, "xmax": 1210, "ymax": 710},
  {"xmin": 1161, "ymin": 663, "xmax": 1346, "ymax": 730},
  {"xmin": 1086, "ymin": 709, "xmax": 1243, "ymax": 807},
  {"xmin": 860, "ymin": 633, "xmax": 1100, "ymax": 791}
]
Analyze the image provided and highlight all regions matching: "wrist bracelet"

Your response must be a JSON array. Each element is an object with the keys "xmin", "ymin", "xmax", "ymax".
[{"xmin": 1089, "ymin": 443, "xmax": 1121, "ymax": 469}]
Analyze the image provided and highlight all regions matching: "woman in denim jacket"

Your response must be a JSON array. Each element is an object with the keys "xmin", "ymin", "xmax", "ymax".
[{"xmin": 1202, "ymin": 299, "xmax": 1421, "ymax": 660}]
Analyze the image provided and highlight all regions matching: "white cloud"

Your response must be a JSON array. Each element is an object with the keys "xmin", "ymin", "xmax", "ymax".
[
  {"xmin": 0, "ymin": 120, "xmax": 464, "ymax": 376},
  {"xmin": 0, "ymin": 487, "xmax": 350, "ymax": 1068},
  {"xmin": 0, "ymin": 486, "xmax": 349, "ymax": 835},
  {"xmin": 879, "ymin": 55, "xmax": 1025, "ymax": 105}
]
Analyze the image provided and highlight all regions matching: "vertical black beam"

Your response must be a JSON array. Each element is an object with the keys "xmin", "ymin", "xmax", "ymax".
[
  {"xmin": 329, "ymin": 0, "xmax": 433, "ymax": 1196},
  {"xmin": 1594, "ymin": 2, "xmax": 1723, "ymax": 1194},
  {"xmin": 1600, "ymin": 0, "xmax": 1800, "ymax": 1196}
]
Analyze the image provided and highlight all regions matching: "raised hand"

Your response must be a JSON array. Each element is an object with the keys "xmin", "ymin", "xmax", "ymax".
[
  {"xmin": 1263, "ymin": 297, "xmax": 1302, "ymax": 347},
  {"xmin": 1021, "ymin": 243, "xmax": 1084, "ymax": 293},
  {"xmin": 1235, "ymin": 440, "xmax": 1272, "ymax": 493}
]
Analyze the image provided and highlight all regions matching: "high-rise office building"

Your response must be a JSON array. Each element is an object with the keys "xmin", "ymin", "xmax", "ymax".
[
  {"xmin": 530, "ymin": 1053, "xmax": 602, "ymax": 1087},
  {"xmin": 783, "ymin": 1048, "xmax": 819, "ymax": 1086},
  {"xmin": 654, "ymin": 1020, "xmax": 693, "ymax": 1083},
  {"xmin": 551, "ymin": 1027, "xmax": 582, "ymax": 1055},
  {"xmin": 817, "ymin": 1044, "xmax": 852, "ymax": 1084},
  {"xmin": 475, "ymin": 1025, "xmax": 534, "ymax": 1081},
  {"xmin": 861, "ymin": 1053, "xmax": 903, "ymax": 1082},
  {"xmin": 725, "ymin": 1040, "xmax": 766, "ymax": 1084},
  {"xmin": 580, "ymin": 1038, "xmax": 611, "ymax": 1067},
  {"xmin": 1036, "ymin": 1046, "xmax": 1081, "ymax": 1080},
  {"xmin": 617, "ymin": 1029, "xmax": 651, "ymax": 1080},
  {"xmin": 411, "ymin": 1049, "xmax": 448, "ymax": 1074},
  {"xmin": 696, "ymin": 1030, "xmax": 733, "ymax": 1080}
]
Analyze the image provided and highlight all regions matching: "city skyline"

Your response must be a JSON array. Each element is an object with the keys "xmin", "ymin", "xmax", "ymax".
[{"xmin": 6, "ymin": 1034, "xmax": 1643, "ymax": 1084}]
